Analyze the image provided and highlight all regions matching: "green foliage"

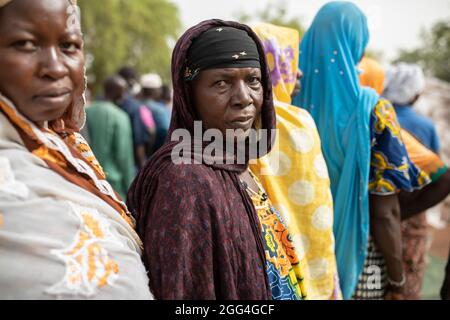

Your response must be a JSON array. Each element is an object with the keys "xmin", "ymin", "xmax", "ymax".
[
  {"xmin": 365, "ymin": 49, "xmax": 384, "ymax": 62},
  {"xmin": 395, "ymin": 20, "xmax": 450, "ymax": 82},
  {"xmin": 236, "ymin": 1, "xmax": 305, "ymax": 37},
  {"xmin": 78, "ymin": 0, "xmax": 181, "ymax": 93}
]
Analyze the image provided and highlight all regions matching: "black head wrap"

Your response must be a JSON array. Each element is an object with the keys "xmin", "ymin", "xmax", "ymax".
[{"xmin": 185, "ymin": 26, "xmax": 261, "ymax": 81}]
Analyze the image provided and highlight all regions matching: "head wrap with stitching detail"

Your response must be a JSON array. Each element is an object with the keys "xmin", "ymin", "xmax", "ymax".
[{"xmin": 185, "ymin": 26, "xmax": 261, "ymax": 81}]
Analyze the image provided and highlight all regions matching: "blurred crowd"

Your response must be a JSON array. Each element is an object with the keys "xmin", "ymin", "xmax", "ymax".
[
  {"xmin": 0, "ymin": 0, "xmax": 449, "ymax": 301},
  {"xmin": 82, "ymin": 67, "xmax": 172, "ymax": 198}
]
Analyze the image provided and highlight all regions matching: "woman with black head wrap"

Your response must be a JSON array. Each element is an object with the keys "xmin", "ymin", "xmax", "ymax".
[{"xmin": 128, "ymin": 20, "xmax": 307, "ymax": 300}]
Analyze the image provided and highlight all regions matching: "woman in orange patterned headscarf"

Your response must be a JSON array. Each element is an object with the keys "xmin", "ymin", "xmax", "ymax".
[{"xmin": 0, "ymin": 0, "xmax": 153, "ymax": 299}]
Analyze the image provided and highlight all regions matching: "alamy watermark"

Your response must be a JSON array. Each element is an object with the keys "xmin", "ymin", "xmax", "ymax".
[
  {"xmin": 170, "ymin": 121, "xmax": 279, "ymax": 176},
  {"xmin": 366, "ymin": 264, "xmax": 382, "ymax": 290}
]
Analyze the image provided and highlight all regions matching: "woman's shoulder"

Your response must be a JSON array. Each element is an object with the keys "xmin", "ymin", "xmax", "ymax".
[
  {"xmin": 371, "ymin": 98, "xmax": 401, "ymax": 134},
  {"xmin": 373, "ymin": 98, "xmax": 398, "ymax": 118},
  {"xmin": 154, "ymin": 161, "xmax": 220, "ymax": 196},
  {"xmin": 160, "ymin": 160, "xmax": 215, "ymax": 179}
]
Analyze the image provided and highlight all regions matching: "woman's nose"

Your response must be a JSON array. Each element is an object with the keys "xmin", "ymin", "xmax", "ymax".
[{"xmin": 38, "ymin": 47, "xmax": 69, "ymax": 80}]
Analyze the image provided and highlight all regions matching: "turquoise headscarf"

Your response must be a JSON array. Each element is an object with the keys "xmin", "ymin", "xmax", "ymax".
[{"xmin": 292, "ymin": 2, "xmax": 379, "ymax": 299}]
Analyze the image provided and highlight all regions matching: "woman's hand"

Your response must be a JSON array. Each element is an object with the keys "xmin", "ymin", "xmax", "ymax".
[
  {"xmin": 385, "ymin": 284, "xmax": 405, "ymax": 300},
  {"xmin": 385, "ymin": 290, "xmax": 405, "ymax": 300}
]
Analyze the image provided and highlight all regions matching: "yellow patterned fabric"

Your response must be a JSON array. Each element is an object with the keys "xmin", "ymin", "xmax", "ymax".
[
  {"xmin": 250, "ymin": 23, "xmax": 299, "ymax": 105},
  {"xmin": 249, "ymin": 171, "xmax": 307, "ymax": 300},
  {"xmin": 250, "ymin": 23, "xmax": 341, "ymax": 300}
]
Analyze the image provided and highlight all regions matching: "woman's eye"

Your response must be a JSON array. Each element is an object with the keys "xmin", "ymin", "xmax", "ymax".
[
  {"xmin": 61, "ymin": 42, "xmax": 80, "ymax": 53},
  {"xmin": 215, "ymin": 80, "xmax": 227, "ymax": 88},
  {"xmin": 13, "ymin": 40, "xmax": 36, "ymax": 51},
  {"xmin": 249, "ymin": 77, "xmax": 261, "ymax": 86}
]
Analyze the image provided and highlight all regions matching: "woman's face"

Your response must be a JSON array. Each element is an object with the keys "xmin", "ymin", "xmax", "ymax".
[
  {"xmin": 0, "ymin": 0, "xmax": 85, "ymax": 126},
  {"xmin": 190, "ymin": 67, "xmax": 264, "ymax": 139}
]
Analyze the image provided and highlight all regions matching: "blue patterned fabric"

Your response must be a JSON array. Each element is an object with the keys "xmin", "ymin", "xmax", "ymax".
[
  {"xmin": 369, "ymin": 99, "xmax": 430, "ymax": 195},
  {"xmin": 265, "ymin": 262, "xmax": 300, "ymax": 300}
]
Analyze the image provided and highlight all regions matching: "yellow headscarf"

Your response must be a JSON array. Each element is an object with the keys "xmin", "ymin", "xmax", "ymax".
[
  {"xmin": 251, "ymin": 23, "xmax": 299, "ymax": 104},
  {"xmin": 251, "ymin": 23, "xmax": 342, "ymax": 300}
]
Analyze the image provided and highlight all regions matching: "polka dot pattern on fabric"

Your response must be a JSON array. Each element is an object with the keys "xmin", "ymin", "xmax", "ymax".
[
  {"xmin": 250, "ymin": 101, "xmax": 340, "ymax": 299},
  {"xmin": 312, "ymin": 206, "xmax": 333, "ymax": 231},
  {"xmin": 293, "ymin": 234, "xmax": 310, "ymax": 260},
  {"xmin": 265, "ymin": 151, "xmax": 291, "ymax": 176},
  {"xmin": 297, "ymin": 110, "xmax": 317, "ymax": 129},
  {"xmin": 314, "ymin": 154, "xmax": 329, "ymax": 179},
  {"xmin": 288, "ymin": 180, "xmax": 315, "ymax": 206},
  {"xmin": 308, "ymin": 258, "xmax": 329, "ymax": 280},
  {"xmin": 290, "ymin": 128, "xmax": 315, "ymax": 154}
]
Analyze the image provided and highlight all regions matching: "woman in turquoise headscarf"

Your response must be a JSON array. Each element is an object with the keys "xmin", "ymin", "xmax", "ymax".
[{"xmin": 292, "ymin": 2, "xmax": 429, "ymax": 299}]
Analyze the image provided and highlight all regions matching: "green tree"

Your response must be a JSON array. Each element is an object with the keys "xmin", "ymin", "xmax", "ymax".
[
  {"xmin": 395, "ymin": 20, "xmax": 450, "ymax": 82},
  {"xmin": 236, "ymin": 1, "xmax": 305, "ymax": 37},
  {"xmin": 78, "ymin": 0, "xmax": 181, "ymax": 93},
  {"xmin": 365, "ymin": 49, "xmax": 384, "ymax": 62}
]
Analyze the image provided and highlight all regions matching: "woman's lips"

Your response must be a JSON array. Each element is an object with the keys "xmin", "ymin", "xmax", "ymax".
[
  {"xmin": 33, "ymin": 89, "xmax": 72, "ymax": 107},
  {"xmin": 229, "ymin": 117, "xmax": 253, "ymax": 130}
]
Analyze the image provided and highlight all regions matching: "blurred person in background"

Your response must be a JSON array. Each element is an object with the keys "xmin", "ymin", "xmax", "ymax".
[
  {"xmin": 359, "ymin": 57, "xmax": 450, "ymax": 299},
  {"xmin": 118, "ymin": 66, "xmax": 141, "ymax": 98},
  {"xmin": 140, "ymin": 73, "xmax": 171, "ymax": 153},
  {"xmin": 86, "ymin": 76, "xmax": 135, "ymax": 199},
  {"xmin": 383, "ymin": 62, "xmax": 450, "ymax": 299},
  {"xmin": 114, "ymin": 67, "xmax": 149, "ymax": 169},
  {"xmin": 384, "ymin": 64, "xmax": 440, "ymax": 154},
  {"xmin": 159, "ymin": 84, "xmax": 173, "ymax": 110}
]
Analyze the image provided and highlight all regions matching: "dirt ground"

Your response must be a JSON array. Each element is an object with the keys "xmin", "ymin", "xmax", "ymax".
[{"xmin": 421, "ymin": 223, "xmax": 450, "ymax": 299}]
